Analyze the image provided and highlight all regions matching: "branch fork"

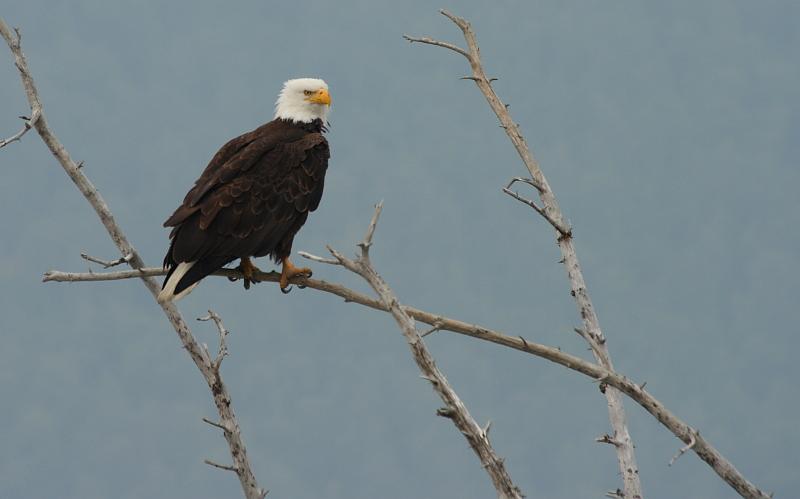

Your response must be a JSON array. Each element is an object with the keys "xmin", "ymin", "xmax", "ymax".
[
  {"xmin": 198, "ymin": 310, "xmax": 230, "ymax": 371},
  {"xmin": 320, "ymin": 202, "xmax": 524, "ymax": 499},
  {"xmin": 503, "ymin": 177, "xmax": 571, "ymax": 236},
  {"xmin": 596, "ymin": 433, "xmax": 623, "ymax": 448},
  {"xmin": 2, "ymin": 20, "xmax": 267, "ymax": 499}
]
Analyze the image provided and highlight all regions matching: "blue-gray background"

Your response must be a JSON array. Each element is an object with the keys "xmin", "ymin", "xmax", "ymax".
[{"xmin": 1, "ymin": 1, "xmax": 797, "ymax": 498}]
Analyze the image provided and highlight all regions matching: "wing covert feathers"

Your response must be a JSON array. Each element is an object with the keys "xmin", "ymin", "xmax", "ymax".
[{"xmin": 160, "ymin": 118, "xmax": 330, "ymax": 300}]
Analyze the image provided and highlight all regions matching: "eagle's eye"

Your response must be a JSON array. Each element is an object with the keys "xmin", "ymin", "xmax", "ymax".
[{"xmin": 303, "ymin": 90, "xmax": 313, "ymax": 96}]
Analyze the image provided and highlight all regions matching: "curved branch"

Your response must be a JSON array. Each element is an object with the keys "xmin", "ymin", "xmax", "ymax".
[
  {"xmin": 43, "ymin": 265, "xmax": 605, "ymax": 376},
  {"xmin": 2, "ymin": 18, "xmax": 266, "ymax": 499},
  {"xmin": 44, "ymin": 262, "xmax": 771, "ymax": 499},
  {"xmin": 402, "ymin": 35, "xmax": 469, "ymax": 59},
  {"xmin": 326, "ymin": 203, "xmax": 524, "ymax": 499}
]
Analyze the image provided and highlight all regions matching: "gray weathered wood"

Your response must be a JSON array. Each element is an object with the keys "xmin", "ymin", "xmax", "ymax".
[
  {"xmin": 43, "ymin": 262, "xmax": 772, "ymax": 499},
  {"xmin": 1, "ymin": 19, "xmax": 266, "ymax": 499},
  {"xmin": 404, "ymin": 9, "xmax": 771, "ymax": 499},
  {"xmin": 326, "ymin": 203, "xmax": 524, "ymax": 499},
  {"xmin": 405, "ymin": 11, "xmax": 642, "ymax": 497}
]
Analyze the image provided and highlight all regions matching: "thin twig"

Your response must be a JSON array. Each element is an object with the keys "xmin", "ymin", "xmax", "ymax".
[
  {"xmin": 202, "ymin": 417, "xmax": 230, "ymax": 433},
  {"xmin": 357, "ymin": 200, "xmax": 383, "ymax": 254},
  {"xmin": 1, "ymin": 20, "xmax": 266, "ymax": 499},
  {"xmin": 205, "ymin": 459, "xmax": 239, "ymax": 472},
  {"xmin": 80, "ymin": 251, "xmax": 133, "ymax": 269},
  {"xmin": 502, "ymin": 186, "xmax": 571, "ymax": 236},
  {"xmin": 198, "ymin": 310, "xmax": 229, "ymax": 371},
  {"xmin": 596, "ymin": 434, "xmax": 623, "ymax": 447},
  {"xmin": 669, "ymin": 431, "xmax": 697, "ymax": 467},
  {"xmin": 402, "ymin": 35, "xmax": 470, "ymax": 59},
  {"xmin": 506, "ymin": 176, "xmax": 544, "ymax": 193},
  {"xmin": 297, "ymin": 251, "xmax": 341, "ymax": 266},
  {"xmin": 421, "ymin": 320, "xmax": 444, "ymax": 338},
  {"xmin": 0, "ymin": 112, "xmax": 39, "ymax": 148},
  {"xmin": 327, "ymin": 204, "xmax": 525, "ymax": 499}
]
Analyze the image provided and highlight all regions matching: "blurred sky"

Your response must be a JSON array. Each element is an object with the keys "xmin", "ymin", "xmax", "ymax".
[{"xmin": 1, "ymin": 1, "xmax": 798, "ymax": 498}]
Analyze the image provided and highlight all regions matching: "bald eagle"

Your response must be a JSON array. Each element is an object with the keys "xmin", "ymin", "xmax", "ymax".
[{"xmin": 157, "ymin": 78, "xmax": 331, "ymax": 303}]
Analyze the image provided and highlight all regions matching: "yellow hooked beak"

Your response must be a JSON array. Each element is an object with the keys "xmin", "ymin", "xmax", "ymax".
[{"xmin": 306, "ymin": 88, "xmax": 331, "ymax": 106}]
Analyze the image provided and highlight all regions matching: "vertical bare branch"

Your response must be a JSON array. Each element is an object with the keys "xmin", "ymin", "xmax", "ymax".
[
  {"xmin": 323, "ymin": 203, "xmax": 524, "ymax": 499},
  {"xmin": 1, "ymin": 18, "xmax": 266, "ymax": 499},
  {"xmin": 404, "ymin": 9, "xmax": 772, "ymax": 499},
  {"xmin": 406, "ymin": 11, "xmax": 641, "ymax": 498}
]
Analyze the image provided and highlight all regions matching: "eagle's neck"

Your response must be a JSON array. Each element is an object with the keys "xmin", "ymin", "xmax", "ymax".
[{"xmin": 278, "ymin": 118, "xmax": 326, "ymax": 133}]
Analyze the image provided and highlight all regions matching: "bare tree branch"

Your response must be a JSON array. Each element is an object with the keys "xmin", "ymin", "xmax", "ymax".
[
  {"xmin": 406, "ymin": 10, "xmax": 640, "ymax": 496},
  {"xmin": 0, "ymin": 27, "xmax": 40, "ymax": 149},
  {"xmin": 404, "ymin": 9, "xmax": 772, "ymax": 499},
  {"xmin": 43, "ymin": 261, "xmax": 773, "ymax": 499},
  {"xmin": 325, "ymin": 202, "xmax": 524, "ymax": 499},
  {"xmin": 45, "ymin": 266, "xmax": 592, "ymax": 373},
  {"xmin": 1, "ymin": 18, "xmax": 266, "ymax": 499}
]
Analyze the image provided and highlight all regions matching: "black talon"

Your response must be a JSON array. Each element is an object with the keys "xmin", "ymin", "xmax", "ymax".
[
  {"xmin": 244, "ymin": 279, "xmax": 251, "ymax": 290},
  {"xmin": 297, "ymin": 283, "xmax": 307, "ymax": 289},
  {"xmin": 280, "ymin": 285, "xmax": 293, "ymax": 294},
  {"xmin": 227, "ymin": 275, "xmax": 239, "ymax": 282}
]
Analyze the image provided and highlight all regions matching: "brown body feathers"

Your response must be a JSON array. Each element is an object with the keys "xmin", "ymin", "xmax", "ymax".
[{"xmin": 162, "ymin": 118, "xmax": 330, "ymax": 296}]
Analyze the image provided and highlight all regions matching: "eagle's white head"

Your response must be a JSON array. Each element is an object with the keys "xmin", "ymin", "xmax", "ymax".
[{"xmin": 274, "ymin": 78, "xmax": 331, "ymax": 123}]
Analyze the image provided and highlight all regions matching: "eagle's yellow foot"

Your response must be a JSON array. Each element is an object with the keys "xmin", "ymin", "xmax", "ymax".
[
  {"xmin": 237, "ymin": 257, "xmax": 262, "ymax": 290},
  {"xmin": 279, "ymin": 257, "xmax": 312, "ymax": 293}
]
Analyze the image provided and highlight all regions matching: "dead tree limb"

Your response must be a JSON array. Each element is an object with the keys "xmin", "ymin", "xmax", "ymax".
[
  {"xmin": 406, "ymin": 10, "xmax": 640, "ymax": 497},
  {"xmin": 44, "ymin": 254, "xmax": 772, "ymax": 498},
  {"xmin": 404, "ymin": 9, "xmax": 771, "ymax": 499},
  {"xmin": 1, "ymin": 18, "xmax": 266, "ymax": 499},
  {"xmin": 319, "ymin": 202, "xmax": 524, "ymax": 499}
]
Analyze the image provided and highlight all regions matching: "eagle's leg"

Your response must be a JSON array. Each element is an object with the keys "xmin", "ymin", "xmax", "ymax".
[
  {"xmin": 237, "ymin": 256, "xmax": 262, "ymax": 290},
  {"xmin": 279, "ymin": 257, "xmax": 312, "ymax": 292}
]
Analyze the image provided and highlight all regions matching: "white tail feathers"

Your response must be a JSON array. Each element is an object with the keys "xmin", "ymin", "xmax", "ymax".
[{"xmin": 157, "ymin": 261, "xmax": 198, "ymax": 303}]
